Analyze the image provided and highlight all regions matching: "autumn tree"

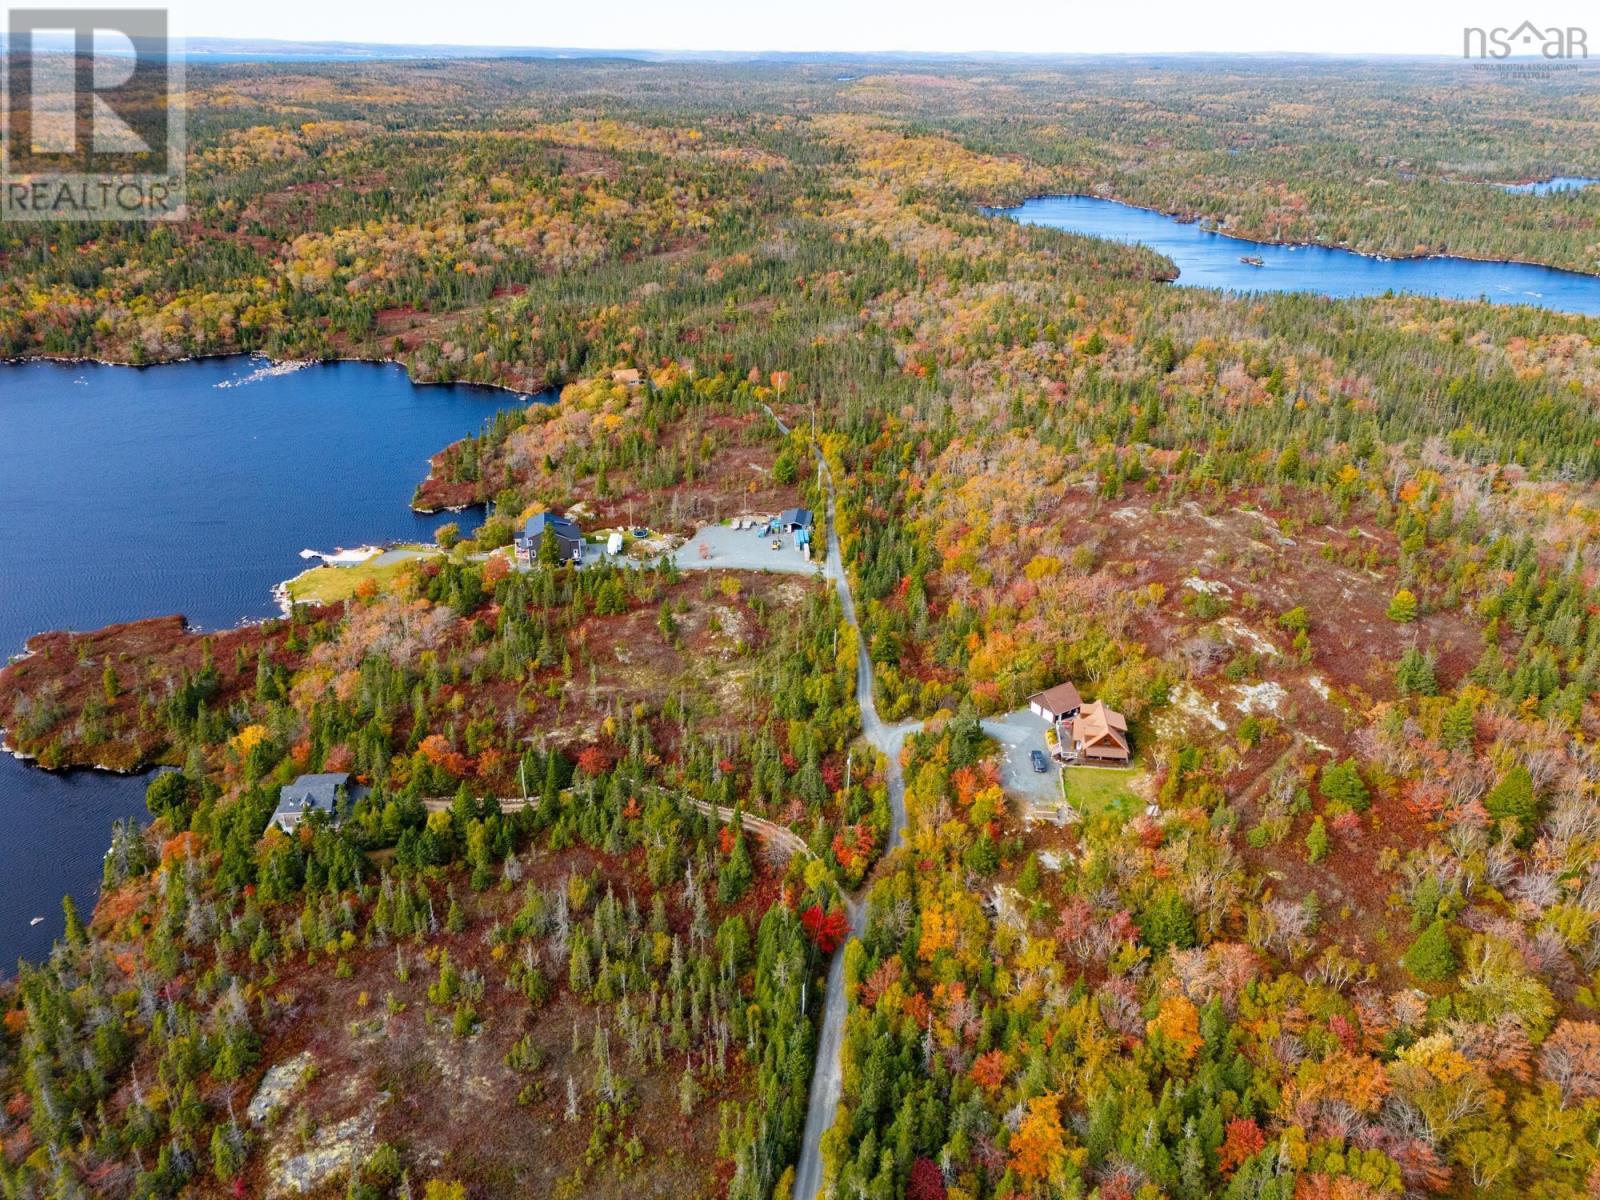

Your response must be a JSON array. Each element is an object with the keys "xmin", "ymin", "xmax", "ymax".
[
  {"xmin": 1009, "ymin": 1094, "xmax": 1067, "ymax": 1191},
  {"xmin": 1540, "ymin": 1021, "xmax": 1600, "ymax": 1107}
]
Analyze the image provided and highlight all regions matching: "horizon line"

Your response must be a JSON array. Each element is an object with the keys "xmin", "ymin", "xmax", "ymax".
[{"xmin": 161, "ymin": 37, "xmax": 1600, "ymax": 63}]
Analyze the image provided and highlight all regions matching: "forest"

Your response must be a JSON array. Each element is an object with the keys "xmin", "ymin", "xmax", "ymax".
[{"xmin": 4, "ymin": 52, "xmax": 1600, "ymax": 1200}]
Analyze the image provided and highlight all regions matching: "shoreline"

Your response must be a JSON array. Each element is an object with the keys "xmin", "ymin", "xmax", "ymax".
[
  {"xmin": 2, "ymin": 728, "xmax": 152, "ymax": 778},
  {"xmin": 0, "ymin": 353, "xmax": 556, "ymax": 739},
  {"xmin": 986, "ymin": 191, "xmax": 1600, "ymax": 284},
  {"xmin": 0, "ymin": 348, "xmax": 559, "ymax": 404}
]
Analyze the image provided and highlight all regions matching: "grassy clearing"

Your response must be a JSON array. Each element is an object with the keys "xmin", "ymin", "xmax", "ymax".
[
  {"xmin": 284, "ymin": 546, "xmax": 436, "ymax": 605},
  {"xmin": 1062, "ymin": 766, "xmax": 1142, "ymax": 820}
]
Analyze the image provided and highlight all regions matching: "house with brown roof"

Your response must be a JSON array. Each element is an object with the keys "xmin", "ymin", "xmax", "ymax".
[
  {"xmin": 1027, "ymin": 681, "xmax": 1082, "ymax": 724},
  {"xmin": 1067, "ymin": 700, "xmax": 1131, "ymax": 764}
]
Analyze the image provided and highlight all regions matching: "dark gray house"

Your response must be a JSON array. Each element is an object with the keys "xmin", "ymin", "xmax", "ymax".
[
  {"xmin": 272, "ymin": 772, "xmax": 362, "ymax": 833},
  {"xmin": 514, "ymin": 512, "xmax": 584, "ymax": 566}
]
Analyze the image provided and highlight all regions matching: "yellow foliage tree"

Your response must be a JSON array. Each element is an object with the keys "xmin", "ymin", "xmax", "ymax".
[
  {"xmin": 1146, "ymin": 994, "xmax": 1203, "ymax": 1065},
  {"xmin": 1009, "ymin": 1093, "xmax": 1067, "ymax": 1189}
]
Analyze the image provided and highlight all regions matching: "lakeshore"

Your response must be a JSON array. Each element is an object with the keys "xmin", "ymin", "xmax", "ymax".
[
  {"xmin": 994, "ymin": 193, "xmax": 1600, "ymax": 309},
  {"xmin": 0, "ymin": 357, "xmax": 537, "ymax": 964}
]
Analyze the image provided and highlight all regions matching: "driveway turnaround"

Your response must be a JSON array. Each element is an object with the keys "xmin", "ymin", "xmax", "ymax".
[{"xmin": 981, "ymin": 708, "xmax": 1063, "ymax": 806}]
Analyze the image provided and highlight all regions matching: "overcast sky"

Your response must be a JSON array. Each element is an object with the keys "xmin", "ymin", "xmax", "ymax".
[{"xmin": 161, "ymin": 0, "xmax": 1595, "ymax": 56}]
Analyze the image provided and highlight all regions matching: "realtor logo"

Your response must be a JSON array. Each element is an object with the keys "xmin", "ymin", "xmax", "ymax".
[
  {"xmin": 2, "ymin": 8, "xmax": 185, "ymax": 221},
  {"xmin": 1463, "ymin": 20, "xmax": 1589, "ymax": 59}
]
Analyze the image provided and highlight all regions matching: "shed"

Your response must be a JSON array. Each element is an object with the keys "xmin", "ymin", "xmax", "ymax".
[
  {"xmin": 776, "ymin": 507, "xmax": 813, "ymax": 533},
  {"xmin": 1027, "ymin": 681, "xmax": 1082, "ymax": 724}
]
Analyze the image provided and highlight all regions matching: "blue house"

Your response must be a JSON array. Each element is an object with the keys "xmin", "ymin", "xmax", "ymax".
[{"xmin": 514, "ymin": 512, "xmax": 584, "ymax": 566}]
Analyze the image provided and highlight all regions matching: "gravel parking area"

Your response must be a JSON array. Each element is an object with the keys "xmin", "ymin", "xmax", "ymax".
[
  {"xmin": 982, "ymin": 708, "xmax": 1063, "ymax": 806},
  {"xmin": 671, "ymin": 523, "xmax": 821, "ymax": 574}
]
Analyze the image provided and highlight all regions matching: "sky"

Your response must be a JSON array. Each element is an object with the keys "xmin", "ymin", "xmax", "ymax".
[{"xmin": 156, "ymin": 0, "xmax": 1598, "ymax": 57}]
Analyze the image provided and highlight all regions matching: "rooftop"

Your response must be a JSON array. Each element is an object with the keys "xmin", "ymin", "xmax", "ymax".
[
  {"xmin": 1028, "ymin": 681, "xmax": 1082, "ymax": 714},
  {"xmin": 521, "ymin": 511, "xmax": 582, "ymax": 541},
  {"xmin": 275, "ymin": 772, "xmax": 352, "ymax": 815},
  {"xmin": 1072, "ymin": 700, "xmax": 1130, "ymax": 756}
]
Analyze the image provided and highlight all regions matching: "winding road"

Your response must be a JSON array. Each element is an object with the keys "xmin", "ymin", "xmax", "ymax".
[
  {"xmin": 789, "ymin": 446, "xmax": 916, "ymax": 1200},
  {"xmin": 429, "ymin": 405, "xmax": 902, "ymax": 1199}
]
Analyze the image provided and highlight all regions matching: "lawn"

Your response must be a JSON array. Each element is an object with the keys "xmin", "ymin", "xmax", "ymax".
[
  {"xmin": 284, "ymin": 546, "xmax": 437, "ymax": 605},
  {"xmin": 1062, "ymin": 766, "xmax": 1142, "ymax": 821}
]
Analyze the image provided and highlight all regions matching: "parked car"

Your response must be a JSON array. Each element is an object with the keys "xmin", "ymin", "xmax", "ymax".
[{"xmin": 1030, "ymin": 749, "xmax": 1049, "ymax": 773}]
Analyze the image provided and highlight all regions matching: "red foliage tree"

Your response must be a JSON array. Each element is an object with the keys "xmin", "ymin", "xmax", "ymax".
[
  {"xmin": 969, "ymin": 1049, "xmax": 1009, "ymax": 1091},
  {"xmin": 419, "ymin": 733, "xmax": 471, "ymax": 778},
  {"xmin": 1218, "ymin": 1117, "xmax": 1267, "ymax": 1174},
  {"xmin": 906, "ymin": 1157, "xmax": 946, "ymax": 1200},
  {"xmin": 801, "ymin": 904, "xmax": 849, "ymax": 953}
]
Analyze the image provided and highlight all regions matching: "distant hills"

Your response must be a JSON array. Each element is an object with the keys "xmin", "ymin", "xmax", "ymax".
[{"xmin": 1, "ymin": 36, "xmax": 1577, "ymax": 64}]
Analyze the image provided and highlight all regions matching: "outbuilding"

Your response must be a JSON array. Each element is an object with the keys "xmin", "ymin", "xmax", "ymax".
[
  {"xmin": 1027, "ymin": 681, "xmax": 1082, "ymax": 724},
  {"xmin": 776, "ymin": 507, "xmax": 813, "ymax": 533}
]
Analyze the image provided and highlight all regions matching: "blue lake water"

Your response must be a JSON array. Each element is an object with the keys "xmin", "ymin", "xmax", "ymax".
[
  {"xmin": 0, "ymin": 357, "xmax": 535, "ymax": 969},
  {"xmin": 996, "ymin": 195, "xmax": 1600, "ymax": 315},
  {"xmin": 1503, "ymin": 177, "xmax": 1600, "ymax": 194}
]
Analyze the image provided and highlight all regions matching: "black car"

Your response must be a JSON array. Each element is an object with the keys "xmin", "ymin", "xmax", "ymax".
[{"xmin": 1030, "ymin": 749, "xmax": 1049, "ymax": 773}]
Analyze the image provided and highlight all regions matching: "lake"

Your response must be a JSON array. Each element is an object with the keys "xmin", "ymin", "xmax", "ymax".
[
  {"xmin": 0, "ymin": 357, "xmax": 536, "ymax": 969},
  {"xmin": 995, "ymin": 195, "xmax": 1600, "ymax": 315}
]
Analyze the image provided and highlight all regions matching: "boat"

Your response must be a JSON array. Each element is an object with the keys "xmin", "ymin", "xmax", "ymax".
[{"xmin": 1239, "ymin": 255, "xmax": 1265, "ymax": 267}]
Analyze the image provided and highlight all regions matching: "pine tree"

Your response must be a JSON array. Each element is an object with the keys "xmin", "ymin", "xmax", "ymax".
[
  {"xmin": 1402, "ymin": 919, "xmax": 1457, "ymax": 982},
  {"xmin": 61, "ymin": 895, "xmax": 87, "ymax": 947}
]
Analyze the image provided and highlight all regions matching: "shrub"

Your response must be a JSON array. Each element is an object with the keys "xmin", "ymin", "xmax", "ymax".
[{"xmin": 1305, "ymin": 816, "xmax": 1329, "ymax": 864}]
